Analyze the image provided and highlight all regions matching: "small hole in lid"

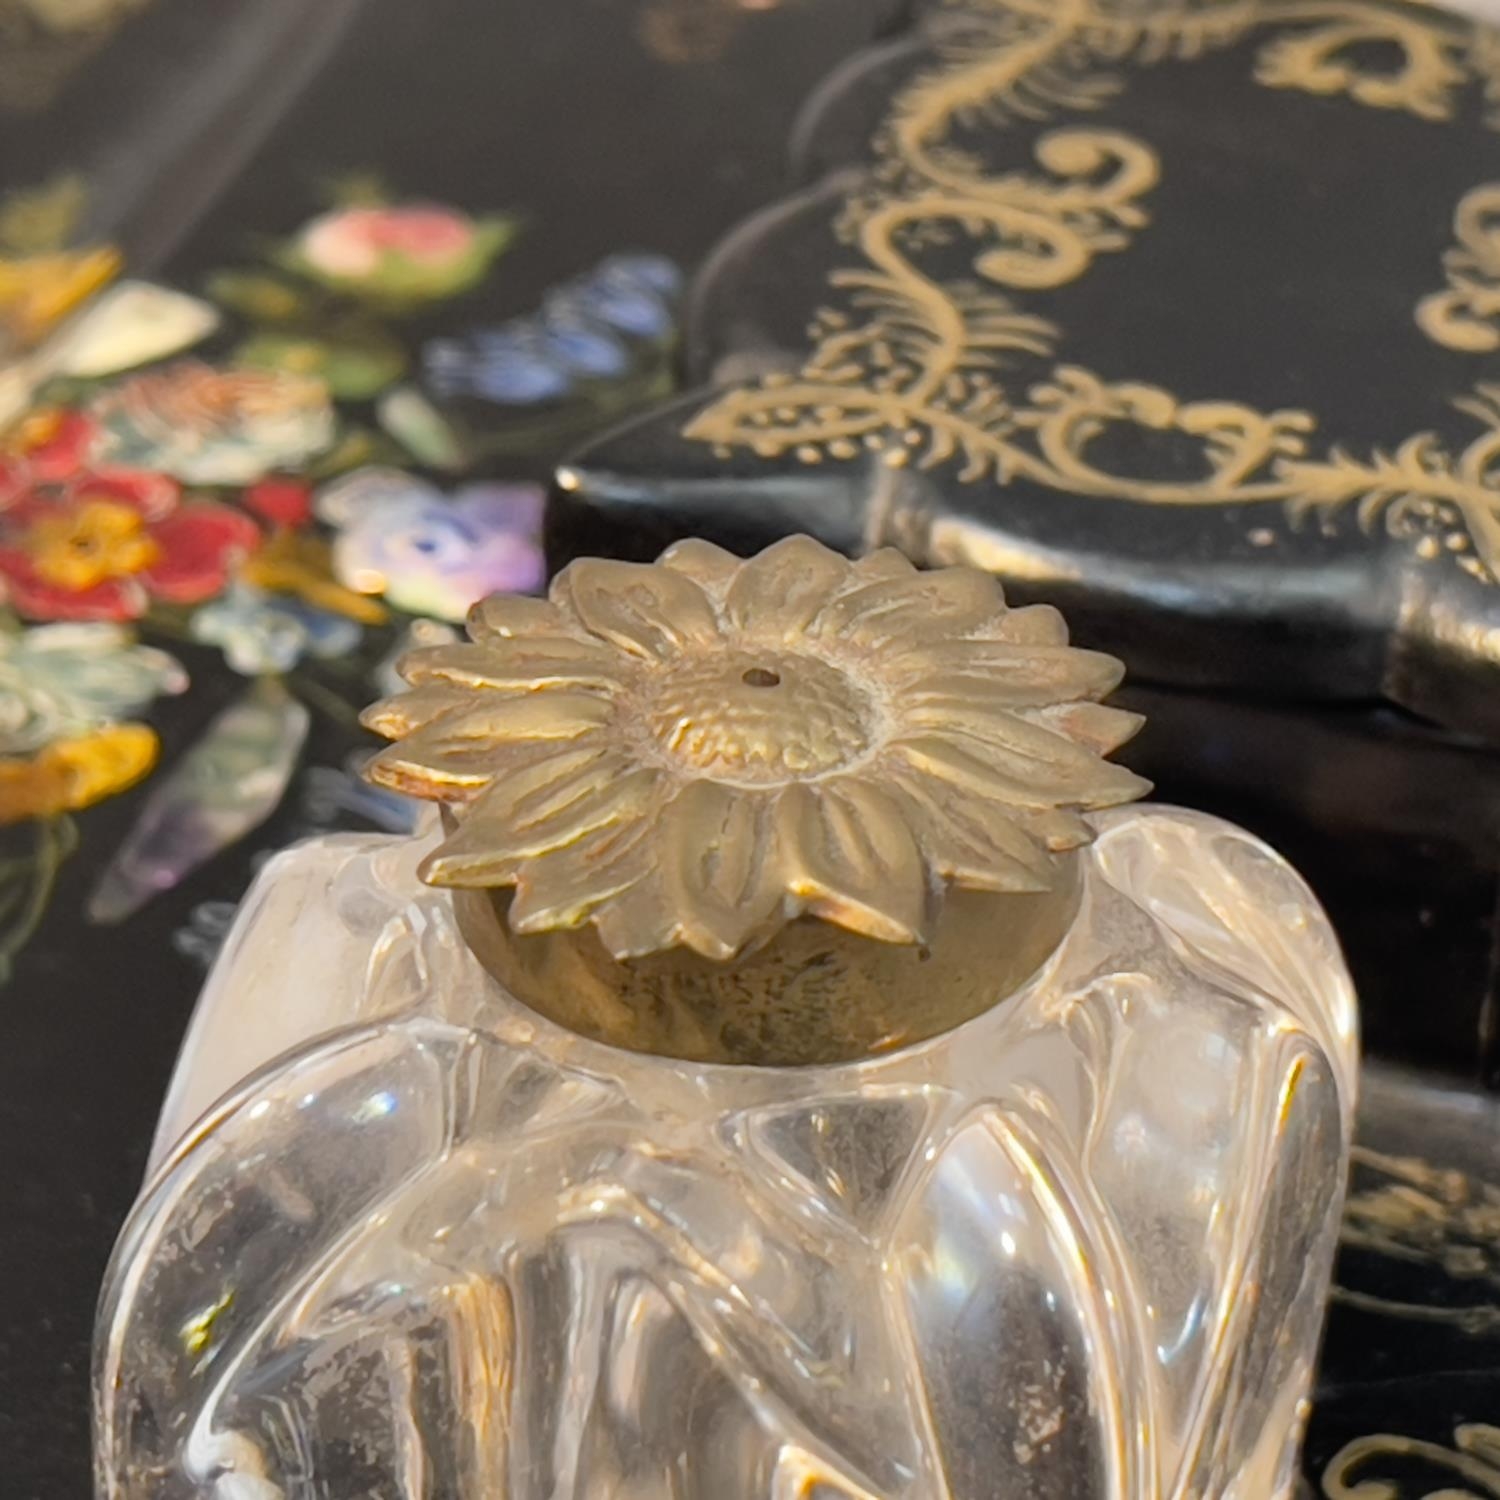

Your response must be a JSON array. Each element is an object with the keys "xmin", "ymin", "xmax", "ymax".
[{"xmin": 742, "ymin": 667, "xmax": 781, "ymax": 688}]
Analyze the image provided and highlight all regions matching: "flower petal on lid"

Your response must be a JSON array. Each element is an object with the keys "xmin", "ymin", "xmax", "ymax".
[
  {"xmin": 395, "ymin": 636, "xmax": 623, "ymax": 695},
  {"xmin": 776, "ymin": 779, "xmax": 928, "ymax": 945},
  {"xmin": 359, "ymin": 682, "xmax": 476, "ymax": 740},
  {"xmin": 885, "ymin": 762, "xmax": 1054, "ymax": 891},
  {"xmin": 1021, "ymin": 701, "xmax": 1146, "ymax": 758},
  {"xmin": 994, "ymin": 602, "xmax": 1068, "ymax": 646},
  {"xmin": 893, "ymin": 730, "xmax": 1150, "ymax": 813},
  {"xmin": 591, "ymin": 872, "xmax": 679, "ymax": 962},
  {"xmin": 378, "ymin": 690, "xmax": 615, "ymax": 781},
  {"xmin": 369, "ymin": 728, "xmax": 607, "ymax": 804},
  {"xmin": 657, "ymin": 538, "xmax": 741, "ymax": 597},
  {"xmin": 725, "ymin": 535, "xmax": 852, "ymax": 640},
  {"xmin": 506, "ymin": 821, "xmax": 656, "ymax": 934},
  {"xmin": 847, "ymin": 548, "xmax": 917, "ymax": 582},
  {"xmin": 812, "ymin": 565, "xmax": 1003, "ymax": 651},
  {"xmin": 554, "ymin": 557, "xmax": 720, "ymax": 659},
  {"xmin": 466, "ymin": 593, "xmax": 571, "ymax": 641},
  {"xmin": 886, "ymin": 641, "xmax": 1125, "ymax": 700},
  {"xmin": 657, "ymin": 780, "xmax": 786, "ymax": 960},
  {"xmin": 424, "ymin": 760, "xmax": 659, "ymax": 887}
]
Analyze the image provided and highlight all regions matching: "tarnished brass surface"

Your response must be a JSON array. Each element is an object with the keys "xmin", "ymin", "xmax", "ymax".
[
  {"xmin": 365, "ymin": 533, "xmax": 1145, "ymax": 1060},
  {"xmin": 454, "ymin": 853, "xmax": 1081, "ymax": 1066}
]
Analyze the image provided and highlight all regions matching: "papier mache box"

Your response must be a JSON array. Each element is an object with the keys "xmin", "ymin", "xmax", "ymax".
[{"xmin": 546, "ymin": 0, "xmax": 1500, "ymax": 1082}]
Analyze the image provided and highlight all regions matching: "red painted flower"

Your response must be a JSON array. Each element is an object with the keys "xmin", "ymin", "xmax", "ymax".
[
  {"xmin": 0, "ymin": 408, "xmax": 102, "ymax": 500},
  {"xmin": 0, "ymin": 407, "xmax": 179, "ymax": 513},
  {"xmin": 0, "ymin": 476, "xmax": 260, "ymax": 621},
  {"xmin": 0, "ymin": 404, "xmax": 261, "ymax": 620},
  {"xmin": 242, "ymin": 478, "xmax": 313, "ymax": 529}
]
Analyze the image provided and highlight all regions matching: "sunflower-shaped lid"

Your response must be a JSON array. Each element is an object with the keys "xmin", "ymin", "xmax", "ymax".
[{"xmin": 363, "ymin": 535, "xmax": 1149, "ymax": 965}]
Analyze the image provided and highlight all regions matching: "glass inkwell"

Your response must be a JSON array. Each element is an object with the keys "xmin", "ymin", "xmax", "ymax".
[{"xmin": 95, "ymin": 537, "xmax": 1357, "ymax": 1499}]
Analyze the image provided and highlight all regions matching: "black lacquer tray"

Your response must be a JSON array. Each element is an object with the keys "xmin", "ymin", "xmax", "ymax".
[
  {"xmin": 545, "ymin": 1, "xmax": 1500, "ymax": 1490},
  {"xmin": 552, "ymin": 0, "xmax": 1500, "ymax": 1084},
  {"xmin": 0, "ymin": 1, "xmax": 1497, "ymax": 1495}
]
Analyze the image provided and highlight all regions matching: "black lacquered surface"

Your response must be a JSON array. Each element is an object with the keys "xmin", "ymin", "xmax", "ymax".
[
  {"xmin": 2, "ymin": 2, "xmax": 1499, "ymax": 1497},
  {"xmin": 0, "ymin": 4, "xmax": 897, "ymax": 1493},
  {"xmin": 550, "ymin": 0, "xmax": 1500, "ymax": 1076},
  {"xmin": 558, "ymin": 0, "xmax": 1500, "ymax": 743}
]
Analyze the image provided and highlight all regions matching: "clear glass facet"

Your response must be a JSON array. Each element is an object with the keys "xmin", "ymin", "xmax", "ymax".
[{"xmin": 94, "ymin": 807, "xmax": 1358, "ymax": 1500}]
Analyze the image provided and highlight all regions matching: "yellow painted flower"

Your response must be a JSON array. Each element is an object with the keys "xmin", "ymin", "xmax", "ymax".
[
  {"xmin": 240, "ymin": 529, "xmax": 388, "ymax": 625},
  {"xmin": 6, "ymin": 405, "xmax": 69, "ymax": 455},
  {"xmin": 364, "ymin": 536, "xmax": 1149, "ymax": 960},
  {"xmin": 0, "ymin": 722, "xmax": 157, "ymax": 824},
  {"xmin": 26, "ymin": 497, "xmax": 161, "ymax": 590},
  {"xmin": 0, "ymin": 246, "xmax": 120, "ymax": 350}
]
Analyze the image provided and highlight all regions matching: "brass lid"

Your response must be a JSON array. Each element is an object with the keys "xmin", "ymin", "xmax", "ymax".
[{"xmin": 362, "ymin": 535, "xmax": 1149, "ymax": 1062}]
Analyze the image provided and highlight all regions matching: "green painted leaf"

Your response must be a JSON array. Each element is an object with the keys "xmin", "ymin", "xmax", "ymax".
[
  {"xmin": 235, "ymin": 328, "xmax": 407, "ymax": 400},
  {"xmin": 205, "ymin": 270, "xmax": 314, "ymax": 324},
  {"xmin": 0, "ymin": 816, "xmax": 77, "ymax": 986}
]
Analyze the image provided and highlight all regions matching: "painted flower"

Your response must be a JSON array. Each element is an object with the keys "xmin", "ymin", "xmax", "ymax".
[
  {"xmin": 0, "ymin": 722, "xmax": 158, "ymax": 825},
  {"xmin": 0, "ymin": 406, "xmax": 180, "ymax": 514},
  {"xmin": 0, "ymin": 407, "xmax": 100, "ymax": 495},
  {"xmin": 0, "ymin": 622, "xmax": 185, "ymax": 753},
  {"xmin": 424, "ymin": 324, "xmax": 575, "ymax": 406},
  {"xmin": 0, "ymin": 477, "xmax": 259, "ymax": 621},
  {"xmin": 51, "ymin": 280, "xmax": 220, "ymax": 379},
  {"xmin": 0, "ymin": 406, "xmax": 181, "ymax": 523},
  {"xmin": 363, "ymin": 536, "xmax": 1150, "ymax": 960},
  {"xmin": 536, "ymin": 302, "xmax": 631, "ymax": 379},
  {"xmin": 238, "ymin": 528, "xmax": 388, "ymax": 624},
  {"xmin": 422, "ymin": 250, "xmax": 681, "ymax": 406},
  {"xmin": 90, "ymin": 360, "xmax": 336, "ymax": 485},
  {"xmin": 240, "ymin": 478, "xmax": 312, "ymax": 530},
  {"xmin": 86, "ymin": 678, "xmax": 308, "ymax": 924},
  {"xmin": 288, "ymin": 202, "xmax": 515, "ymax": 303},
  {"xmin": 317, "ymin": 467, "xmax": 543, "ymax": 621},
  {"xmin": 554, "ymin": 252, "xmax": 682, "ymax": 339},
  {"xmin": 0, "ymin": 245, "xmax": 120, "ymax": 354},
  {"xmin": 190, "ymin": 584, "xmax": 362, "ymax": 675}
]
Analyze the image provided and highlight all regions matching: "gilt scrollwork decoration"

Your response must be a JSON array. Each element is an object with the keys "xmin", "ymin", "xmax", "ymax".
[
  {"xmin": 1419, "ymin": 182, "xmax": 1500, "ymax": 355},
  {"xmin": 1255, "ymin": 0, "xmax": 1470, "ymax": 121},
  {"xmin": 686, "ymin": 0, "xmax": 1500, "ymax": 585},
  {"xmin": 1335, "ymin": 1144, "xmax": 1500, "ymax": 1336},
  {"xmin": 1314, "ymin": 1128, "xmax": 1500, "ymax": 1495},
  {"xmin": 1322, "ymin": 1424, "xmax": 1500, "ymax": 1499}
]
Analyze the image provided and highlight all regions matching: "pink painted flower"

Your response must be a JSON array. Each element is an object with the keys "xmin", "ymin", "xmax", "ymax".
[
  {"xmin": 289, "ymin": 202, "xmax": 515, "ymax": 303},
  {"xmin": 303, "ymin": 206, "xmax": 470, "ymax": 273}
]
